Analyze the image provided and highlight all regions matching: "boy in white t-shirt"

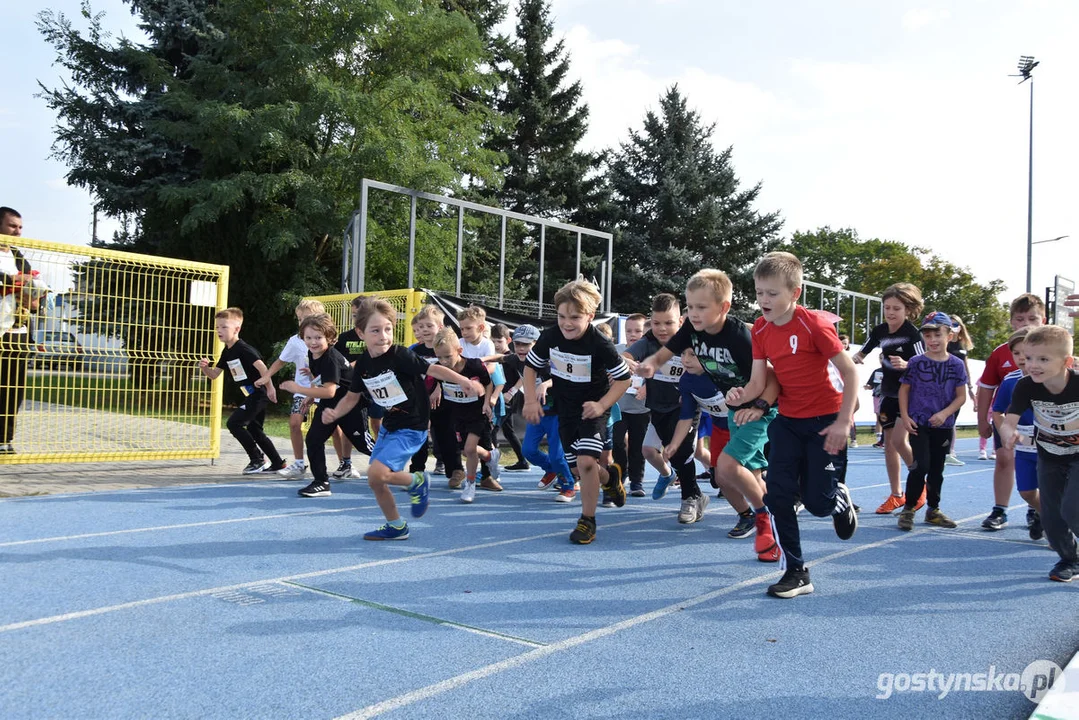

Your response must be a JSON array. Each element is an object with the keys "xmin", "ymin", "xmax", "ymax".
[{"xmin": 255, "ymin": 299, "xmax": 325, "ymax": 478}]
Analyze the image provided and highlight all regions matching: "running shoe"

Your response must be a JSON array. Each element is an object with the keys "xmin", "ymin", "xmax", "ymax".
[
  {"xmin": 479, "ymin": 476, "xmax": 503, "ymax": 492},
  {"xmin": 832, "ymin": 484, "xmax": 858, "ymax": 540},
  {"xmin": 629, "ymin": 481, "xmax": 646, "ymax": 497},
  {"xmin": 277, "ymin": 460, "xmax": 306, "ymax": 479},
  {"xmin": 569, "ymin": 516, "xmax": 596, "ymax": 545},
  {"xmin": 486, "ymin": 448, "xmax": 501, "ymax": 480},
  {"xmin": 555, "ymin": 488, "xmax": 577, "ymax": 503},
  {"xmin": 897, "ymin": 508, "xmax": 915, "ymax": 531},
  {"xmin": 753, "ymin": 511, "xmax": 776, "ymax": 554},
  {"xmin": 332, "ymin": 460, "xmax": 358, "ymax": 478},
  {"xmin": 1049, "ymin": 561, "xmax": 1078, "ymax": 583},
  {"xmin": 1028, "ymin": 509, "xmax": 1044, "ymax": 541},
  {"xmin": 448, "ymin": 469, "xmax": 465, "ymax": 489},
  {"xmin": 652, "ymin": 471, "xmax": 675, "ymax": 500},
  {"xmin": 363, "ymin": 523, "xmax": 409, "ymax": 541},
  {"xmin": 409, "ymin": 471, "xmax": 430, "ymax": 517},
  {"xmin": 925, "ymin": 508, "xmax": 957, "ymax": 528},
  {"xmin": 757, "ymin": 545, "xmax": 781, "ymax": 563},
  {"xmin": 727, "ymin": 513, "xmax": 755, "ymax": 539},
  {"xmin": 767, "ymin": 568, "xmax": 813, "ymax": 599},
  {"xmin": 433, "ymin": 461, "xmax": 446, "ymax": 476},
  {"xmin": 944, "ymin": 454, "xmax": 964, "ymax": 466},
  {"xmin": 461, "ymin": 479, "xmax": 476, "ymax": 504},
  {"xmin": 603, "ymin": 463, "xmax": 625, "ymax": 508},
  {"xmin": 537, "ymin": 472, "xmax": 558, "ymax": 490},
  {"xmin": 978, "ymin": 450, "xmax": 989, "ymax": 461},
  {"xmin": 601, "ymin": 492, "xmax": 615, "ymax": 508},
  {"xmin": 505, "ymin": 461, "xmax": 531, "ymax": 472},
  {"xmin": 875, "ymin": 493, "xmax": 905, "ymax": 514},
  {"xmin": 242, "ymin": 456, "xmax": 267, "ymax": 475},
  {"xmin": 298, "ymin": 480, "xmax": 331, "ymax": 497},
  {"xmin": 265, "ymin": 460, "xmax": 288, "ymax": 473},
  {"xmin": 981, "ymin": 507, "xmax": 1008, "ymax": 531}
]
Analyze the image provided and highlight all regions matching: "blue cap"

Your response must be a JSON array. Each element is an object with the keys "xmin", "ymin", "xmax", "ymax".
[
  {"xmin": 511, "ymin": 324, "xmax": 540, "ymax": 343},
  {"xmin": 920, "ymin": 311, "xmax": 954, "ymax": 330}
]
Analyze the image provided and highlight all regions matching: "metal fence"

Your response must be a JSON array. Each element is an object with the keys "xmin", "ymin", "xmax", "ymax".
[
  {"xmin": 306, "ymin": 288, "xmax": 427, "ymax": 350},
  {"xmin": 802, "ymin": 280, "xmax": 882, "ymax": 346},
  {"xmin": 0, "ymin": 236, "xmax": 228, "ymax": 465}
]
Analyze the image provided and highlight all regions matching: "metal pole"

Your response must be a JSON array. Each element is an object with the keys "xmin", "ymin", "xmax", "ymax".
[
  {"xmin": 341, "ymin": 215, "xmax": 352, "ymax": 292},
  {"xmin": 499, "ymin": 215, "xmax": 506, "ymax": 309},
  {"xmin": 606, "ymin": 234, "xmax": 614, "ymax": 312},
  {"xmin": 1026, "ymin": 79, "xmax": 1034, "ymax": 293},
  {"xmin": 538, "ymin": 224, "xmax": 546, "ymax": 317},
  {"xmin": 455, "ymin": 205, "xmax": 464, "ymax": 296},
  {"xmin": 575, "ymin": 232, "xmax": 581, "ymax": 279},
  {"xmin": 599, "ymin": 260, "xmax": 607, "ymax": 313},
  {"xmin": 356, "ymin": 182, "xmax": 368, "ymax": 292},
  {"xmin": 407, "ymin": 194, "xmax": 417, "ymax": 289}
]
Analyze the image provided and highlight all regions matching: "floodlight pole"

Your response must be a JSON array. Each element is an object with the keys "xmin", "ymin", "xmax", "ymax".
[{"xmin": 1024, "ymin": 76, "xmax": 1034, "ymax": 293}]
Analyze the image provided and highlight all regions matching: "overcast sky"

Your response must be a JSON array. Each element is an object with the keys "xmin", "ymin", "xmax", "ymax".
[{"xmin": 3, "ymin": 0, "xmax": 1077, "ymax": 302}]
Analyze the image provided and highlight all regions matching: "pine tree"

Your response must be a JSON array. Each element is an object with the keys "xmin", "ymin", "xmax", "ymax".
[{"xmin": 609, "ymin": 86, "xmax": 782, "ymax": 315}]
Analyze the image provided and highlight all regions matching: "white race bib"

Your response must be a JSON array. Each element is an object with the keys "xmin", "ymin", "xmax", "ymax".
[
  {"xmin": 693, "ymin": 391, "xmax": 728, "ymax": 418},
  {"xmin": 424, "ymin": 356, "xmax": 439, "ymax": 365},
  {"xmin": 625, "ymin": 375, "xmax": 644, "ymax": 396},
  {"xmin": 549, "ymin": 349, "xmax": 591, "ymax": 383},
  {"xmin": 653, "ymin": 356, "xmax": 684, "ymax": 384},
  {"xmin": 442, "ymin": 381, "xmax": 478, "ymax": 404},
  {"xmin": 226, "ymin": 358, "xmax": 248, "ymax": 382},
  {"xmin": 362, "ymin": 370, "xmax": 408, "ymax": 408}
]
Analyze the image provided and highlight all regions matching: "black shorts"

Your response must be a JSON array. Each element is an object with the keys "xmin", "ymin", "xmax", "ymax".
[
  {"xmin": 453, "ymin": 414, "xmax": 491, "ymax": 445},
  {"xmin": 558, "ymin": 413, "xmax": 608, "ymax": 467},
  {"xmin": 878, "ymin": 396, "xmax": 900, "ymax": 430}
]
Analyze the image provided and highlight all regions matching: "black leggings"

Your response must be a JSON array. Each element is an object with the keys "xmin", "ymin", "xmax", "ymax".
[
  {"xmin": 905, "ymin": 425, "xmax": 952, "ymax": 510},
  {"xmin": 306, "ymin": 401, "xmax": 373, "ymax": 483},
  {"xmin": 493, "ymin": 416, "xmax": 524, "ymax": 462},
  {"xmin": 0, "ymin": 332, "xmax": 30, "ymax": 444}
]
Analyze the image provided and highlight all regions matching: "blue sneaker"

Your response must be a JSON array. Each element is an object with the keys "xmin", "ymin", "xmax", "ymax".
[
  {"xmin": 409, "ymin": 471, "xmax": 430, "ymax": 518},
  {"xmin": 363, "ymin": 522, "xmax": 409, "ymax": 541},
  {"xmin": 652, "ymin": 472, "xmax": 675, "ymax": 500}
]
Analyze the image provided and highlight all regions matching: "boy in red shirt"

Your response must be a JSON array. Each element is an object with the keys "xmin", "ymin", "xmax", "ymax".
[
  {"xmin": 977, "ymin": 293, "xmax": 1045, "ymax": 531},
  {"xmin": 727, "ymin": 252, "xmax": 859, "ymax": 598}
]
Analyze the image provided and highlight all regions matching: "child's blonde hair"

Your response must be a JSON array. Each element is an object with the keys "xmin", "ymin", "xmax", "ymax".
[
  {"xmin": 1024, "ymin": 325, "xmax": 1073, "ymax": 359},
  {"xmin": 882, "ymin": 283, "xmax": 924, "ymax": 321},
  {"xmin": 355, "ymin": 298, "xmax": 397, "ymax": 331},
  {"xmin": 295, "ymin": 298, "xmax": 325, "ymax": 316},
  {"xmin": 553, "ymin": 279, "xmax": 602, "ymax": 315},
  {"xmin": 1007, "ymin": 327, "xmax": 1031, "ymax": 351},
  {"xmin": 753, "ymin": 252, "xmax": 803, "ymax": 291},
  {"xmin": 412, "ymin": 303, "xmax": 445, "ymax": 325},
  {"xmin": 433, "ymin": 327, "xmax": 461, "ymax": 349},
  {"xmin": 595, "ymin": 322, "xmax": 614, "ymax": 340},
  {"xmin": 950, "ymin": 314, "xmax": 974, "ymax": 351},
  {"xmin": 215, "ymin": 307, "xmax": 243, "ymax": 322},
  {"xmin": 299, "ymin": 313, "xmax": 338, "ymax": 345},
  {"xmin": 457, "ymin": 305, "xmax": 487, "ymax": 323},
  {"xmin": 685, "ymin": 270, "xmax": 733, "ymax": 303}
]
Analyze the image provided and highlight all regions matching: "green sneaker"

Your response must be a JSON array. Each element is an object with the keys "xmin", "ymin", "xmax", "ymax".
[
  {"xmin": 897, "ymin": 508, "xmax": 915, "ymax": 531},
  {"xmin": 925, "ymin": 508, "xmax": 957, "ymax": 528},
  {"xmin": 409, "ymin": 471, "xmax": 430, "ymax": 518}
]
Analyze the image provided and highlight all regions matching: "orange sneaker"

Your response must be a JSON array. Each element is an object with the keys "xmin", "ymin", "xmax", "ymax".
[
  {"xmin": 912, "ymin": 488, "xmax": 927, "ymax": 512},
  {"xmin": 875, "ymin": 493, "xmax": 906, "ymax": 514},
  {"xmin": 757, "ymin": 545, "xmax": 781, "ymax": 562},
  {"xmin": 753, "ymin": 511, "xmax": 776, "ymax": 555}
]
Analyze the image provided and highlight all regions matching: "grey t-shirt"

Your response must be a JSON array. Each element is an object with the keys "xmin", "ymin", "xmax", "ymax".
[{"xmin": 616, "ymin": 343, "xmax": 649, "ymax": 415}]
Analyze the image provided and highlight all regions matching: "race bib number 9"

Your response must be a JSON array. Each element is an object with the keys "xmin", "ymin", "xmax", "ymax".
[
  {"xmin": 441, "ymin": 381, "xmax": 478, "ymax": 404},
  {"xmin": 549, "ymin": 350, "xmax": 592, "ymax": 383},
  {"xmin": 653, "ymin": 356, "xmax": 685, "ymax": 384},
  {"xmin": 362, "ymin": 371, "xmax": 408, "ymax": 408},
  {"xmin": 226, "ymin": 359, "xmax": 248, "ymax": 382}
]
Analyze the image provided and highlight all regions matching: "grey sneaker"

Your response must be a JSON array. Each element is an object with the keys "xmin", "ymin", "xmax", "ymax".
[
  {"xmin": 486, "ymin": 448, "xmax": 501, "ymax": 480},
  {"xmin": 332, "ymin": 460, "xmax": 358, "ymax": 479},
  {"xmin": 944, "ymin": 454, "xmax": 965, "ymax": 467},
  {"xmin": 897, "ymin": 508, "xmax": 915, "ymax": 531},
  {"xmin": 242, "ymin": 457, "xmax": 266, "ymax": 475},
  {"xmin": 677, "ymin": 494, "xmax": 709, "ymax": 524},
  {"xmin": 277, "ymin": 460, "xmax": 306, "ymax": 479}
]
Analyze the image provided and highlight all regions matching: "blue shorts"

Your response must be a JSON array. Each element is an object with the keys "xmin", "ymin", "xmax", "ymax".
[
  {"xmin": 698, "ymin": 414, "xmax": 712, "ymax": 438},
  {"xmin": 1015, "ymin": 450, "xmax": 1038, "ymax": 492},
  {"xmin": 370, "ymin": 427, "xmax": 427, "ymax": 474}
]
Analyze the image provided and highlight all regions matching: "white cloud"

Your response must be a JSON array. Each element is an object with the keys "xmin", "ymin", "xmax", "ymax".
[{"xmin": 902, "ymin": 8, "xmax": 952, "ymax": 31}]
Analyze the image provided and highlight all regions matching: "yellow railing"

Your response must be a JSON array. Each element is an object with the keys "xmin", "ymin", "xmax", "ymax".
[
  {"xmin": 0, "ymin": 236, "xmax": 228, "ymax": 464},
  {"xmin": 308, "ymin": 289, "xmax": 427, "ymax": 350}
]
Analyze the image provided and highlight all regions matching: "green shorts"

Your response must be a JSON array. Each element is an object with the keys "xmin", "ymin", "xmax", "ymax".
[{"xmin": 723, "ymin": 407, "xmax": 775, "ymax": 471}]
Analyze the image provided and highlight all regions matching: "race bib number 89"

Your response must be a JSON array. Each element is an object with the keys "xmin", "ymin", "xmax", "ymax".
[
  {"xmin": 653, "ymin": 356, "xmax": 684, "ymax": 384},
  {"xmin": 549, "ymin": 350, "xmax": 592, "ymax": 383},
  {"xmin": 363, "ymin": 371, "xmax": 408, "ymax": 408}
]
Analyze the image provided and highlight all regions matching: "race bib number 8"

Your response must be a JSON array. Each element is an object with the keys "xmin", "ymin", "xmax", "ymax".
[
  {"xmin": 441, "ymin": 381, "xmax": 478, "ymax": 404},
  {"xmin": 363, "ymin": 371, "xmax": 408, "ymax": 408},
  {"xmin": 654, "ymin": 356, "xmax": 685, "ymax": 384},
  {"xmin": 226, "ymin": 358, "xmax": 248, "ymax": 382},
  {"xmin": 549, "ymin": 350, "xmax": 592, "ymax": 383}
]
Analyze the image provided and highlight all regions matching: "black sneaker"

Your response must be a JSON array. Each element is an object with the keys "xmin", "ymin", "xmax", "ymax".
[
  {"xmin": 569, "ymin": 516, "xmax": 597, "ymax": 545},
  {"xmin": 242, "ymin": 457, "xmax": 266, "ymax": 475},
  {"xmin": 433, "ymin": 461, "xmax": 446, "ymax": 476},
  {"xmin": 1049, "ymin": 560, "xmax": 1078, "ymax": 583},
  {"xmin": 298, "ymin": 480, "xmax": 331, "ymax": 497},
  {"xmin": 505, "ymin": 461, "xmax": 531, "ymax": 472},
  {"xmin": 265, "ymin": 460, "xmax": 288, "ymax": 473},
  {"xmin": 697, "ymin": 469, "xmax": 712, "ymax": 480},
  {"xmin": 601, "ymin": 492, "xmax": 615, "ymax": 508},
  {"xmin": 727, "ymin": 513, "xmax": 755, "ymax": 539},
  {"xmin": 832, "ymin": 484, "xmax": 858, "ymax": 540},
  {"xmin": 603, "ymin": 463, "xmax": 626, "ymax": 508},
  {"xmin": 629, "ymin": 481, "xmax": 646, "ymax": 497},
  {"xmin": 767, "ymin": 568, "xmax": 814, "ymax": 598},
  {"xmin": 1028, "ymin": 510, "xmax": 1044, "ymax": 541},
  {"xmin": 982, "ymin": 507, "xmax": 1008, "ymax": 531}
]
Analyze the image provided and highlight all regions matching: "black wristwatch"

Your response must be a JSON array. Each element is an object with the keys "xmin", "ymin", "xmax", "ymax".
[{"xmin": 751, "ymin": 398, "xmax": 771, "ymax": 411}]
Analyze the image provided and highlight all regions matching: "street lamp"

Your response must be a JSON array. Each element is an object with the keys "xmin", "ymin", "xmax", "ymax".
[{"xmin": 1012, "ymin": 55, "xmax": 1039, "ymax": 292}]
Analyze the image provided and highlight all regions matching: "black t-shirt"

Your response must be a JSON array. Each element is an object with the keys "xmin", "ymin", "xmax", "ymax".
[
  {"xmin": 308, "ymin": 347, "xmax": 351, "ymax": 397},
  {"xmin": 335, "ymin": 329, "xmax": 365, "ymax": 364},
  {"xmin": 352, "ymin": 344, "xmax": 432, "ymax": 432},
  {"xmin": 439, "ymin": 357, "xmax": 491, "ymax": 423},
  {"xmin": 858, "ymin": 321, "xmax": 924, "ymax": 398},
  {"xmin": 946, "ymin": 340, "xmax": 968, "ymax": 361},
  {"xmin": 526, "ymin": 324, "xmax": 630, "ymax": 421},
  {"xmin": 664, "ymin": 317, "xmax": 754, "ymax": 408},
  {"xmin": 502, "ymin": 352, "xmax": 524, "ymax": 390},
  {"xmin": 215, "ymin": 340, "xmax": 265, "ymax": 397},
  {"xmin": 1007, "ymin": 370, "xmax": 1079, "ymax": 461},
  {"xmin": 626, "ymin": 331, "xmax": 683, "ymax": 413}
]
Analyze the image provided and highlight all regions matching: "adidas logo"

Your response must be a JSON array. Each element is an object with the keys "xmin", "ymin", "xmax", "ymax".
[
  {"xmin": 593, "ymin": 433, "xmax": 602, "ymax": 441},
  {"xmin": 1003, "ymin": 361, "xmax": 1013, "ymax": 368},
  {"xmin": 824, "ymin": 463, "xmax": 836, "ymax": 472}
]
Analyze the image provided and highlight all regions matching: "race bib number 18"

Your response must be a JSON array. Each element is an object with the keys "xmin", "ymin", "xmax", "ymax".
[
  {"xmin": 549, "ymin": 350, "xmax": 592, "ymax": 383},
  {"xmin": 363, "ymin": 371, "xmax": 408, "ymax": 408}
]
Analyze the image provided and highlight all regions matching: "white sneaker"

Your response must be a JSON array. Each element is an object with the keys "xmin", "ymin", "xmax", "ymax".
[
  {"xmin": 989, "ymin": 452, "xmax": 996, "ymax": 460},
  {"xmin": 944, "ymin": 454, "xmax": 964, "ymax": 467},
  {"xmin": 461, "ymin": 479, "xmax": 476, "ymax": 504},
  {"xmin": 978, "ymin": 450, "xmax": 988, "ymax": 461},
  {"xmin": 487, "ymin": 448, "xmax": 501, "ymax": 480},
  {"xmin": 277, "ymin": 460, "xmax": 307, "ymax": 479}
]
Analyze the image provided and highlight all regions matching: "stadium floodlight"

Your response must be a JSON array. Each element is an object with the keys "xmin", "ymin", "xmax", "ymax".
[{"xmin": 1009, "ymin": 55, "xmax": 1039, "ymax": 292}]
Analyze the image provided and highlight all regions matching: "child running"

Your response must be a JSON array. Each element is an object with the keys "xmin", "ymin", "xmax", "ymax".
[
  {"xmin": 322, "ymin": 298, "xmax": 480, "ymax": 540},
  {"xmin": 999, "ymin": 325, "xmax": 1079, "ymax": 582},
  {"xmin": 727, "ymin": 252, "xmax": 859, "ymax": 598},
  {"xmin": 524, "ymin": 280, "xmax": 632, "ymax": 543},
  {"xmin": 895, "ymin": 312, "xmax": 968, "ymax": 531}
]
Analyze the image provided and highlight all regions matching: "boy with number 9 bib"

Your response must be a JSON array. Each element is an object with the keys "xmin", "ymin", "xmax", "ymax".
[
  {"xmin": 524, "ymin": 280, "xmax": 632, "ymax": 544},
  {"xmin": 322, "ymin": 299, "xmax": 481, "ymax": 541}
]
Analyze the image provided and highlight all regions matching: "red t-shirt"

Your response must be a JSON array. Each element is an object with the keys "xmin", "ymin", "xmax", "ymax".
[
  {"xmin": 977, "ymin": 342, "xmax": 1017, "ymax": 391},
  {"xmin": 752, "ymin": 305, "xmax": 844, "ymax": 418}
]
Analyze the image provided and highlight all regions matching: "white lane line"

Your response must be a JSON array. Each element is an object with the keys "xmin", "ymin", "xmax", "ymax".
[
  {"xmin": 0, "ymin": 512, "xmax": 671, "ymax": 634},
  {"xmin": 0, "ymin": 506, "xmax": 374, "ymax": 548},
  {"xmin": 332, "ymin": 504, "xmax": 1028, "ymax": 720}
]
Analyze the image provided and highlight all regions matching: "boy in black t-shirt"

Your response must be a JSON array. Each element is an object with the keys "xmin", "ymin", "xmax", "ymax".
[
  {"xmin": 433, "ymin": 328, "xmax": 499, "ymax": 503},
  {"xmin": 198, "ymin": 307, "xmax": 286, "ymax": 474},
  {"xmin": 276, "ymin": 313, "xmax": 373, "ymax": 498},
  {"xmin": 330, "ymin": 295, "xmax": 375, "ymax": 479},
  {"xmin": 323, "ymin": 298, "xmax": 480, "ymax": 541},
  {"xmin": 524, "ymin": 280, "xmax": 632, "ymax": 544},
  {"xmin": 1001, "ymin": 325, "xmax": 1079, "ymax": 582}
]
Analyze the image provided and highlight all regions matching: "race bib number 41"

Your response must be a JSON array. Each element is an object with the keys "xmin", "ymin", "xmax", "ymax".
[
  {"xmin": 362, "ymin": 371, "xmax": 408, "ymax": 408},
  {"xmin": 549, "ymin": 349, "xmax": 592, "ymax": 383}
]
